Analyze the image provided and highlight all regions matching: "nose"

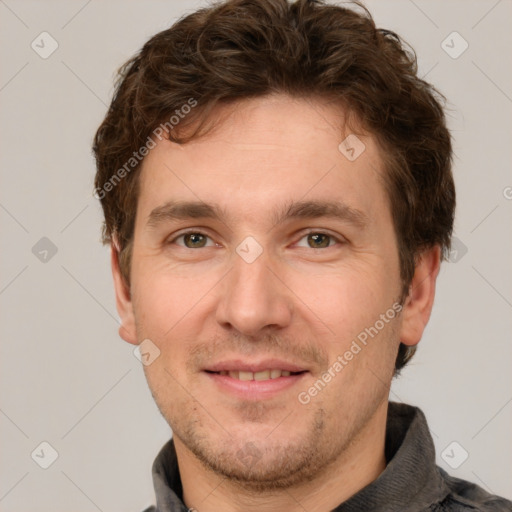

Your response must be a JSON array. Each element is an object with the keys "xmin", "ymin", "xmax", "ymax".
[{"xmin": 215, "ymin": 249, "xmax": 293, "ymax": 338}]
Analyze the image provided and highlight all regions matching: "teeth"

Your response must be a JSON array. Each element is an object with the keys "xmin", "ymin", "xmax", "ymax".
[{"xmin": 220, "ymin": 369, "xmax": 297, "ymax": 381}]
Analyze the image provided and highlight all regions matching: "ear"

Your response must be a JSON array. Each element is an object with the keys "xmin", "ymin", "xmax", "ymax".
[
  {"xmin": 399, "ymin": 245, "xmax": 441, "ymax": 346},
  {"xmin": 111, "ymin": 239, "xmax": 138, "ymax": 345}
]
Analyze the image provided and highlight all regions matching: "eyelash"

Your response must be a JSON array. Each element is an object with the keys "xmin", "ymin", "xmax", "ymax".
[{"xmin": 168, "ymin": 229, "xmax": 345, "ymax": 249}]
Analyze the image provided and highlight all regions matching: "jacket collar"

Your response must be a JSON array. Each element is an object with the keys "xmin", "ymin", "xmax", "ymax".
[{"xmin": 150, "ymin": 402, "xmax": 450, "ymax": 512}]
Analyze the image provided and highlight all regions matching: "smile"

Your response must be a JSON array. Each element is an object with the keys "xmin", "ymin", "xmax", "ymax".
[
  {"xmin": 213, "ymin": 369, "xmax": 300, "ymax": 380},
  {"xmin": 203, "ymin": 360, "xmax": 309, "ymax": 399}
]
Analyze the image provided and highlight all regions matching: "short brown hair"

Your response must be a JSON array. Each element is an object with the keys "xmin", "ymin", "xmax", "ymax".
[{"xmin": 93, "ymin": 0, "xmax": 455, "ymax": 373}]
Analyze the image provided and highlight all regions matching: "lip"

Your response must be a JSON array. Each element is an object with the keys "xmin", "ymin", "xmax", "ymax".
[
  {"xmin": 204, "ymin": 359, "xmax": 308, "ymax": 373},
  {"xmin": 205, "ymin": 370, "xmax": 308, "ymax": 400}
]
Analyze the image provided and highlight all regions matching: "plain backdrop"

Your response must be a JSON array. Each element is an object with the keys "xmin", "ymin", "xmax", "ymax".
[{"xmin": 1, "ymin": 0, "xmax": 511, "ymax": 510}]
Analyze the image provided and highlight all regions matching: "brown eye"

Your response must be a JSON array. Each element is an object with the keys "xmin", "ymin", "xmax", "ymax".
[
  {"xmin": 183, "ymin": 233, "xmax": 208, "ymax": 248},
  {"xmin": 169, "ymin": 230, "xmax": 218, "ymax": 250},
  {"xmin": 306, "ymin": 233, "xmax": 332, "ymax": 248}
]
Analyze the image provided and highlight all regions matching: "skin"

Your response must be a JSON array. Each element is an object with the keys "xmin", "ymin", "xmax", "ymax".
[{"xmin": 112, "ymin": 94, "xmax": 440, "ymax": 512}]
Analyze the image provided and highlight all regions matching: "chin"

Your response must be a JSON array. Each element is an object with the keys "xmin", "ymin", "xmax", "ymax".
[{"xmin": 174, "ymin": 406, "xmax": 343, "ymax": 491}]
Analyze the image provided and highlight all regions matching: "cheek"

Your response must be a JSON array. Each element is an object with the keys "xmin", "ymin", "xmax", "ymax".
[
  {"xmin": 131, "ymin": 262, "xmax": 211, "ymax": 332},
  {"xmin": 131, "ymin": 264, "xmax": 223, "ymax": 384},
  {"xmin": 286, "ymin": 263, "xmax": 396, "ymax": 340}
]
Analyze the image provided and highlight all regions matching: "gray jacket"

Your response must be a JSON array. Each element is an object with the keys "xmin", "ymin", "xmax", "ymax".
[{"xmin": 141, "ymin": 402, "xmax": 512, "ymax": 511}]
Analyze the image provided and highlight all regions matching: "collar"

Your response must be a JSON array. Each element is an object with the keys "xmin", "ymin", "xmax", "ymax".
[
  {"xmin": 332, "ymin": 402, "xmax": 449, "ymax": 511},
  {"xmin": 149, "ymin": 402, "xmax": 450, "ymax": 512}
]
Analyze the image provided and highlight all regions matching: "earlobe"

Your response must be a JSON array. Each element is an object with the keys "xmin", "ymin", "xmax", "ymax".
[
  {"xmin": 111, "ymin": 240, "xmax": 138, "ymax": 345},
  {"xmin": 399, "ymin": 246, "xmax": 441, "ymax": 347}
]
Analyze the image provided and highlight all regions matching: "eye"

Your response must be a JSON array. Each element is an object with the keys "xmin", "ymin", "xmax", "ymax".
[
  {"xmin": 168, "ymin": 230, "xmax": 343, "ymax": 250},
  {"xmin": 171, "ymin": 231, "xmax": 216, "ymax": 249},
  {"xmin": 295, "ymin": 232, "xmax": 342, "ymax": 249}
]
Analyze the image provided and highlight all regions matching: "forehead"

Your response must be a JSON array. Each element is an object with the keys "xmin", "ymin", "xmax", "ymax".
[{"xmin": 136, "ymin": 94, "xmax": 389, "ymax": 226}]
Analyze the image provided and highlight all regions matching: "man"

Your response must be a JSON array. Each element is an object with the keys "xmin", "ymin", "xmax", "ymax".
[{"xmin": 93, "ymin": 0, "xmax": 511, "ymax": 510}]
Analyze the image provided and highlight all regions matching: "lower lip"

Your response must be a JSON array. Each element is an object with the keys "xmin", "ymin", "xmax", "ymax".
[{"xmin": 204, "ymin": 372, "xmax": 308, "ymax": 400}]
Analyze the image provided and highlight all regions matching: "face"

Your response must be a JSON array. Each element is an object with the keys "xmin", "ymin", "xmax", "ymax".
[{"xmin": 113, "ymin": 94, "xmax": 435, "ymax": 490}]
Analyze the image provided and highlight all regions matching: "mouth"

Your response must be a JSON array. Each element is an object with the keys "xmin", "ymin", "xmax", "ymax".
[
  {"xmin": 203, "ymin": 359, "xmax": 309, "ymax": 399},
  {"xmin": 205, "ymin": 369, "xmax": 305, "ymax": 380}
]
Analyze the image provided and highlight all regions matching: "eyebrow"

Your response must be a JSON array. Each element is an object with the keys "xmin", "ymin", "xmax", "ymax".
[{"xmin": 146, "ymin": 199, "xmax": 368, "ymax": 230}]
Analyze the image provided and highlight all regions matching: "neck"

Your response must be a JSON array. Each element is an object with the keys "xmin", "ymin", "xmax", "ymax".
[{"xmin": 175, "ymin": 401, "xmax": 389, "ymax": 512}]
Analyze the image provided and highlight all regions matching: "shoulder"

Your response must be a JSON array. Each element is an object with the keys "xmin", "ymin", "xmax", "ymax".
[{"xmin": 433, "ymin": 467, "xmax": 512, "ymax": 511}]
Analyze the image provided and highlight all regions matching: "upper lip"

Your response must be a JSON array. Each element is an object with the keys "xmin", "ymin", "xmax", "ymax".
[{"xmin": 204, "ymin": 359, "xmax": 308, "ymax": 373}]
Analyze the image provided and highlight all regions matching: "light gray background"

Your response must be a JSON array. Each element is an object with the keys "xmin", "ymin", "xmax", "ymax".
[{"xmin": 1, "ymin": 0, "xmax": 511, "ymax": 510}]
